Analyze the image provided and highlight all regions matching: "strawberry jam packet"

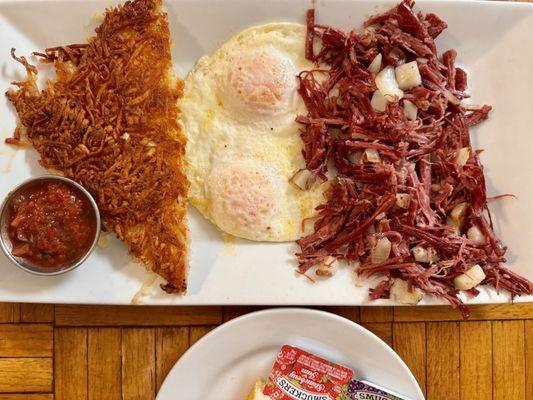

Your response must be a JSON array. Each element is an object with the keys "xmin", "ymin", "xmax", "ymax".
[{"xmin": 263, "ymin": 345, "xmax": 354, "ymax": 400}]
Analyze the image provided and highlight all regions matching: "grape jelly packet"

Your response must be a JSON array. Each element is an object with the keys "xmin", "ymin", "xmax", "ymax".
[{"xmin": 347, "ymin": 379, "xmax": 404, "ymax": 400}]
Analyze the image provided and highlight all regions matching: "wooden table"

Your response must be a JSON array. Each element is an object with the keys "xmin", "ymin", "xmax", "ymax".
[{"xmin": 0, "ymin": 303, "xmax": 531, "ymax": 399}]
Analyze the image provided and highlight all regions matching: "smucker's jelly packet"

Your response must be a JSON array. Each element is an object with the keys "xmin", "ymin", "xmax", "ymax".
[
  {"xmin": 262, "ymin": 345, "xmax": 354, "ymax": 400},
  {"xmin": 347, "ymin": 379, "xmax": 403, "ymax": 400}
]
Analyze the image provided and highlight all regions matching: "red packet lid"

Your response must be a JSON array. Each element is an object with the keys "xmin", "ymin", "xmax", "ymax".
[{"xmin": 263, "ymin": 345, "xmax": 354, "ymax": 400}]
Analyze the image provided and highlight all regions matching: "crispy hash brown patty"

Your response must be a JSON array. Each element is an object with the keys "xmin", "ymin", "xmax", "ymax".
[{"xmin": 6, "ymin": 0, "xmax": 190, "ymax": 293}]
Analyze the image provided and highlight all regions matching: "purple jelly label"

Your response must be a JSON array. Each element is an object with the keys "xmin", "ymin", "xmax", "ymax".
[{"xmin": 346, "ymin": 380, "xmax": 402, "ymax": 400}]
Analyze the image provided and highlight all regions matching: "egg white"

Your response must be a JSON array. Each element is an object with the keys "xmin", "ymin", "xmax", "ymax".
[{"xmin": 180, "ymin": 23, "xmax": 327, "ymax": 241}]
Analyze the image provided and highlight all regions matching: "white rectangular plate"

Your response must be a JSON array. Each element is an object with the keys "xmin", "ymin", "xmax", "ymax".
[{"xmin": 0, "ymin": 0, "xmax": 532, "ymax": 305}]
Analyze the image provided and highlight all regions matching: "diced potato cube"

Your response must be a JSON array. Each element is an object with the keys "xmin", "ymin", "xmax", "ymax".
[
  {"xmin": 390, "ymin": 279, "xmax": 423, "ymax": 305},
  {"xmin": 395, "ymin": 61, "xmax": 422, "ymax": 90},
  {"xmin": 371, "ymin": 89, "xmax": 388, "ymax": 112},
  {"xmin": 453, "ymin": 264, "xmax": 486, "ymax": 290}
]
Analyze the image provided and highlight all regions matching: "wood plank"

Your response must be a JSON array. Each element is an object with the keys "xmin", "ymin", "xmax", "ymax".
[
  {"xmin": 190, "ymin": 326, "xmax": 216, "ymax": 346},
  {"xmin": 426, "ymin": 322, "xmax": 460, "ymax": 400},
  {"xmin": 0, "ymin": 304, "xmax": 20, "ymax": 323},
  {"xmin": 394, "ymin": 303, "xmax": 533, "ymax": 322},
  {"xmin": 0, "ymin": 325, "xmax": 52, "ymax": 357},
  {"xmin": 56, "ymin": 305, "xmax": 222, "ymax": 326},
  {"xmin": 20, "ymin": 304, "xmax": 54, "ymax": 323},
  {"xmin": 493, "ymin": 320, "xmax": 526, "ymax": 400},
  {"xmin": 326, "ymin": 307, "xmax": 360, "ymax": 322},
  {"xmin": 223, "ymin": 307, "xmax": 358, "ymax": 322},
  {"xmin": 222, "ymin": 307, "xmax": 264, "ymax": 322},
  {"xmin": 122, "ymin": 329, "xmax": 156, "ymax": 400},
  {"xmin": 0, "ymin": 358, "xmax": 52, "ymax": 392},
  {"xmin": 0, "ymin": 395, "xmax": 54, "ymax": 400},
  {"xmin": 361, "ymin": 323, "xmax": 392, "ymax": 347},
  {"xmin": 394, "ymin": 305, "xmax": 476, "ymax": 322},
  {"xmin": 155, "ymin": 327, "xmax": 189, "ymax": 390},
  {"xmin": 88, "ymin": 328, "xmax": 121, "ymax": 400},
  {"xmin": 360, "ymin": 307, "xmax": 393, "ymax": 323},
  {"xmin": 392, "ymin": 323, "xmax": 426, "ymax": 395},
  {"xmin": 55, "ymin": 328, "xmax": 88, "ymax": 400},
  {"xmin": 460, "ymin": 321, "xmax": 492, "ymax": 400},
  {"xmin": 526, "ymin": 320, "xmax": 533, "ymax": 400}
]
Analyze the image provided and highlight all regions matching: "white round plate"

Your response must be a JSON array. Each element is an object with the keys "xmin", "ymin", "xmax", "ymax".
[{"xmin": 156, "ymin": 308, "xmax": 424, "ymax": 400}]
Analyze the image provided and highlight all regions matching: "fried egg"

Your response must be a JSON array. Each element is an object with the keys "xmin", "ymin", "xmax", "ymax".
[{"xmin": 180, "ymin": 23, "xmax": 327, "ymax": 241}]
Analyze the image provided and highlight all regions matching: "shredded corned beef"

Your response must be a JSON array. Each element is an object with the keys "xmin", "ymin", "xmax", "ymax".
[{"xmin": 296, "ymin": 0, "xmax": 532, "ymax": 317}]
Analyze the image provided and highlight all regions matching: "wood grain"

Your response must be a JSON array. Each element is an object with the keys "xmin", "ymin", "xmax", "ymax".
[
  {"xmin": 222, "ymin": 306, "xmax": 264, "ymax": 322},
  {"xmin": 20, "ymin": 304, "xmax": 54, "ymax": 323},
  {"xmin": 0, "ymin": 358, "xmax": 53, "ymax": 392},
  {"xmin": 0, "ymin": 395, "xmax": 54, "ymax": 400},
  {"xmin": 55, "ymin": 328, "xmax": 88, "ymax": 400},
  {"xmin": 493, "ymin": 320, "xmax": 526, "ymax": 400},
  {"xmin": 459, "ymin": 321, "xmax": 492, "ymax": 400},
  {"xmin": 526, "ymin": 320, "xmax": 533, "ymax": 400},
  {"xmin": 0, "ymin": 324, "xmax": 52, "ymax": 357},
  {"xmin": 326, "ymin": 307, "xmax": 360, "ymax": 322},
  {"xmin": 155, "ymin": 327, "xmax": 189, "ymax": 390},
  {"xmin": 55, "ymin": 305, "xmax": 222, "ymax": 326},
  {"xmin": 88, "ymin": 328, "xmax": 121, "ymax": 400},
  {"xmin": 426, "ymin": 322, "xmax": 460, "ymax": 400},
  {"xmin": 392, "ymin": 323, "xmax": 426, "ymax": 395},
  {"xmin": 189, "ymin": 326, "xmax": 216, "ymax": 346},
  {"xmin": 361, "ymin": 323, "xmax": 393, "ymax": 347},
  {"xmin": 360, "ymin": 306, "xmax": 393, "ymax": 322},
  {"xmin": 122, "ymin": 328, "xmax": 156, "ymax": 400},
  {"xmin": 0, "ymin": 304, "xmax": 20, "ymax": 323},
  {"xmin": 394, "ymin": 303, "xmax": 533, "ymax": 322}
]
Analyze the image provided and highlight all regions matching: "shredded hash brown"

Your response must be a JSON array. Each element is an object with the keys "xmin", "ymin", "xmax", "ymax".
[{"xmin": 6, "ymin": 0, "xmax": 190, "ymax": 293}]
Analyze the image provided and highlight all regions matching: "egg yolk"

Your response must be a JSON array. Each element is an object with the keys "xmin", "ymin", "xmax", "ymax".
[
  {"xmin": 209, "ymin": 165, "xmax": 276, "ymax": 233},
  {"xmin": 226, "ymin": 48, "xmax": 297, "ymax": 114}
]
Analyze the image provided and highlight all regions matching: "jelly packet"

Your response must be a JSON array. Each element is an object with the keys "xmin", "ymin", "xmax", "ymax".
[
  {"xmin": 347, "ymin": 379, "xmax": 404, "ymax": 400},
  {"xmin": 263, "ymin": 345, "xmax": 354, "ymax": 400}
]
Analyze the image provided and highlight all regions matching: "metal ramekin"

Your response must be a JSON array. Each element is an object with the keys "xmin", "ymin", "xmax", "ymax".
[{"xmin": 0, "ymin": 175, "xmax": 101, "ymax": 276}]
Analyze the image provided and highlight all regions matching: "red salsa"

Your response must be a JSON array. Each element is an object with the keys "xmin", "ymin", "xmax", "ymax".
[{"xmin": 7, "ymin": 181, "xmax": 97, "ymax": 268}]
